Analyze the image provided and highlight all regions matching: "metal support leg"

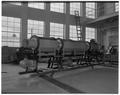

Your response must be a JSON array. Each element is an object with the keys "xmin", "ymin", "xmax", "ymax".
[
  {"xmin": 48, "ymin": 57, "xmax": 52, "ymax": 68},
  {"xmin": 50, "ymin": 57, "xmax": 54, "ymax": 68},
  {"xmin": 34, "ymin": 60, "xmax": 38, "ymax": 71}
]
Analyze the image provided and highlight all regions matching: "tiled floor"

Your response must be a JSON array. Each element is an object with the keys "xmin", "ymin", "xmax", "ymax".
[{"xmin": 2, "ymin": 63, "xmax": 118, "ymax": 94}]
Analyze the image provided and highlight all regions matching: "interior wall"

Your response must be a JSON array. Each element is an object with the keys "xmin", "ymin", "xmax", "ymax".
[
  {"xmin": 103, "ymin": 27, "xmax": 118, "ymax": 50},
  {"xmin": 104, "ymin": 3, "xmax": 115, "ymax": 15},
  {"xmin": 97, "ymin": 2, "xmax": 115, "ymax": 17}
]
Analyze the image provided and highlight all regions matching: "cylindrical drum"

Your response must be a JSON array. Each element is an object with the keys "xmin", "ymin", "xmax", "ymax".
[
  {"xmin": 28, "ymin": 36, "xmax": 59, "ymax": 61},
  {"xmin": 29, "ymin": 35, "xmax": 39, "ymax": 50},
  {"xmin": 29, "ymin": 35, "xmax": 61, "ymax": 50}
]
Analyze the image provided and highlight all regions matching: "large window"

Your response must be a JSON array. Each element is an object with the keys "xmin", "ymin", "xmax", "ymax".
[
  {"xmin": 8, "ymin": 2, "xmax": 21, "ymax": 5},
  {"xmin": 27, "ymin": 19, "xmax": 44, "ymax": 38},
  {"xmin": 28, "ymin": 2, "xmax": 45, "ymax": 9},
  {"xmin": 86, "ymin": 27, "xmax": 96, "ymax": 42},
  {"xmin": 115, "ymin": 2, "xmax": 119, "ymax": 12},
  {"xmin": 70, "ymin": 3, "xmax": 81, "ymax": 16},
  {"xmin": 2, "ymin": 16, "xmax": 21, "ymax": 47},
  {"xmin": 86, "ymin": 3, "xmax": 96, "ymax": 18},
  {"xmin": 50, "ymin": 3, "xmax": 65, "ymax": 13},
  {"xmin": 69, "ymin": 25, "xmax": 78, "ymax": 40},
  {"xmin": 50, "ymin": 22, "xmax": 64, "ymax": 39}
]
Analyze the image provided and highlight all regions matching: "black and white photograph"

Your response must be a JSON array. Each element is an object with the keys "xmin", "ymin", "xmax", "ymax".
[{"xmin": 1, "ymin": 1, "xmax": 119, "ymax": 94}]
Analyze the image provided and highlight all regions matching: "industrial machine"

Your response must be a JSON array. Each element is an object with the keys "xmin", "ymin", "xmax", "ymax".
[
  {"xmin": 28, "ymin": 35, "xmax": 90, "ymax": 68},
  {"xmin": 18, "ymin": 35, "xmax": 118, "ymax": 76},
  {"xmin": 18, "ymin": 35, "xmax": 92, "ymax": 75}
]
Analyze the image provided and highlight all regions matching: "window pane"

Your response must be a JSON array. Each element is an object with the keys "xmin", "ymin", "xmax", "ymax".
[
  {"xmin": 2, "ymin": 16, "xmax": 7, "ymax": 22},
  {"xmin": 2, "ymin": 27, "xmax": 8, "ymax": 31},
  {"xmin": 2, "ymin": 42, "xmax": 7, "ymax": 46},
  {"xmin": 86, "ymin": 2, "xmax": 96, "ymax": 18},
  {"xmin": 28, "ymin": 2, "xmax": 45, "ymax": 9},
  {"xmin": 50, "ymin": 22, "xmax": 64, "ymax": 39},
  {"xmin": 115, "ymin": 2, "xmax": 119, "ymax": 12},
  {"xmin": 69, "ymin": 25, "xmax": 79, "ymax": 41},
  {"xmin": 27, "ymin": 19, "xmax": 44, "ymax": 38},
  {"xmin": 70, "ymin": 3, "xmax": 81, "ymax": 16},
  {"xmin": 7, "ymin": 2, "xmax": 21, "ymax": 6},
  {"xmin": 86, "ymin": 27, "xmax": 96, "ymax": 42},
  {"xmin": 2, "ymin": 16, "xmax": 21, "ymax": 47},
  {"xmin": 50, "ymin": 3, "xmax": 65, "ymax": 13}
]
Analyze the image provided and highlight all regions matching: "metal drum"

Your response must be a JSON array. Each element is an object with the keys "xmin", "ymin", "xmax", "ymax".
[
  {"xmin": 72, "ymin": 40, "xmax": 89, "ymax": 56},
  {"xmin": 29, "ymin": 35, "xmax": 39, "ymax": 50},
  {"xmin": 63, "ymin": 40, "xmax": 89, "ymax": 56},
  {"xmin": 29, "ymin": 36, "xmax": 59, "ymax": 59},
  {"xmin": 28, "ymin": 35, "xmax": 90, "ymax": 61}
]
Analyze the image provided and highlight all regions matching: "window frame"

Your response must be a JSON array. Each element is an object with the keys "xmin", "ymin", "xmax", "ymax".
[
  {"xmin": 50, "ymin": 3, "xmax": 65, "ymax": 13},
  {"xmin": 50, "ymin": 22, "xmax": 64, "ymax": 39},
  {"xmin": 2, "ymin": 16, "xmax": 21, "ymax": 47},
  {"xmin": 27, "ymin": 19, "xmax": 44, "ymax": 38}
]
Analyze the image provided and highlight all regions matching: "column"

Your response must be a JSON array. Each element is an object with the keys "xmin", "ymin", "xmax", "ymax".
[
  {"xmin": 44, "ymin": 2, "xmax": 50, "ymax": 37},
  {"xmin": 81, "ymin": 2, "xmax": 86, "ymax": 41},
  {"xmin": 20, "ymin": 2, "xmax": 28, "ymax": 46},
  {"xmin": 96, "ymin": 26, "xmax": 102, "ymax": 45},
  {"xmin": 64, "ymin": 2, "xmax": 70, "ymax": 39},
  {"xmin": 81, "ymin": 26, "xmax": 86, "ymax": 41}
]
